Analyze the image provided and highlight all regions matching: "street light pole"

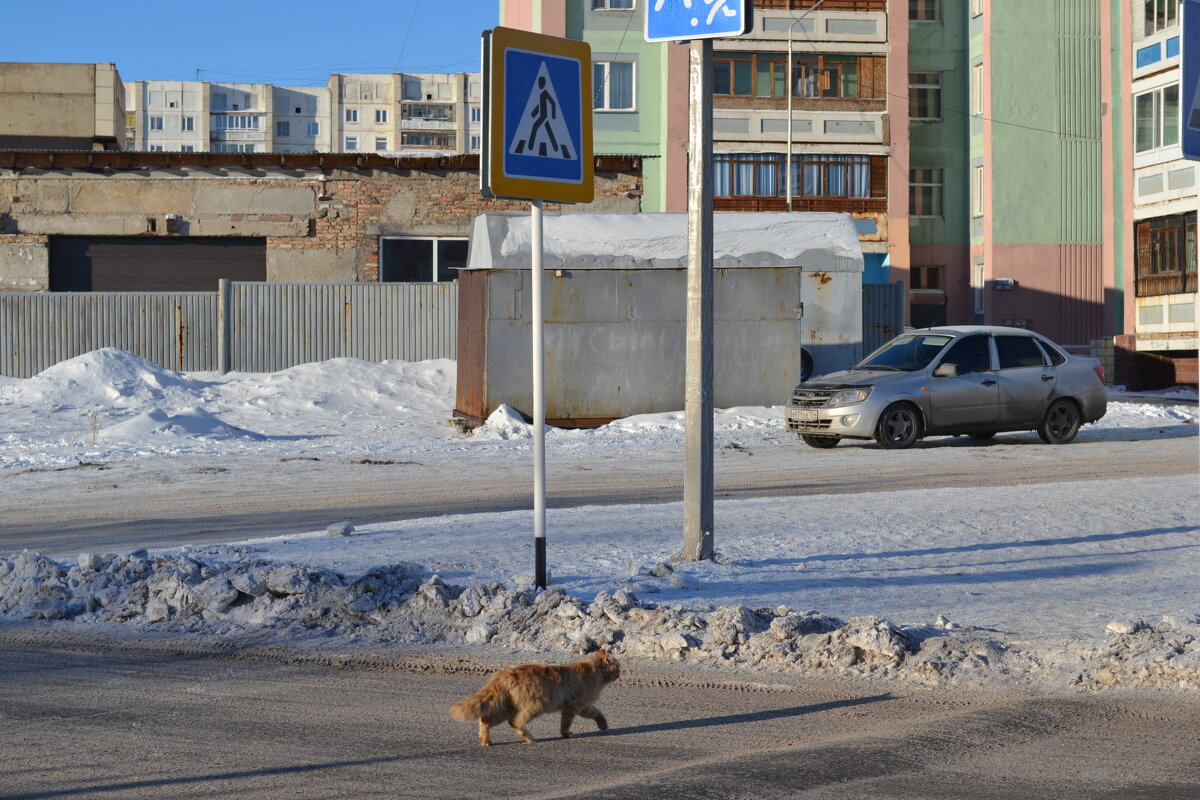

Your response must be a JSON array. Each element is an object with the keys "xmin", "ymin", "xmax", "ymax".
[{"xmin": 787, "ymin": 0, "xmax": 825, "ymax": 212}]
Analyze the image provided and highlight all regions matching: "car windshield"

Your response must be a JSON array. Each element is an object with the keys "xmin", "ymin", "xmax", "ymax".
[{"xmin": 857, "ymin": 334, "xmax": 954, "ymax": 372}]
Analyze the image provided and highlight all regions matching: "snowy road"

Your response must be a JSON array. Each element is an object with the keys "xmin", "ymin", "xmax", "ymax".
[
  {"xmin": 1, "ymin": 428, "xmax": 1195, "ymax": 557},
  {"xmin": 2, "ymin": 633, "xmax": 1198, "ymax": 800}
]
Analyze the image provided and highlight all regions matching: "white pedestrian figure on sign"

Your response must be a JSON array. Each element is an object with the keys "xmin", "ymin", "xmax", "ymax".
[
  {"xmin": 653, "ymin": 0, "xmax": 737, "ymax": 27},
  {"xmin": 515, "ymin": 75, "xmax": 570, "ymax": 159}
]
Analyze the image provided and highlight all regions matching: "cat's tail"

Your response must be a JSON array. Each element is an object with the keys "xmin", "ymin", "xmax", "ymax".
[{"xmin": 450, "ymin": 687, "xmax": 500, "ymax": 722}]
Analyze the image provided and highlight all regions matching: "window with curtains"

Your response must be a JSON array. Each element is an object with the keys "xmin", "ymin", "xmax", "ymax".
[{"xmin": 713, "ymin": 153, "xmax": 871, "ymax": 198}]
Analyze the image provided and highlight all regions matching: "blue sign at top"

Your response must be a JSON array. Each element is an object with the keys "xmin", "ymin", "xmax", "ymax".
[
  {"xmin": 503, "ymin": 46, "xmax": 585, "ymax": 185},
  {"xmin": 645, "ymin": 0, "xmax": 753, "ymax": 43},
  {"xmin": 1182, "ymin": 0, "xmax": 1200, "ymax": 161}
]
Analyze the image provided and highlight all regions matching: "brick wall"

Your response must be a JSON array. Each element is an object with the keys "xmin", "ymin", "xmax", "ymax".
[{"xmin": 1112, "ymin": 335, "xmax": 1199, "ymax": 390}]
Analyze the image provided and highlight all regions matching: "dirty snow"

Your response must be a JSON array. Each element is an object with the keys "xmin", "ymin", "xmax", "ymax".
[{"xmin": 1, "ymin": 348, "xmax": 1198, "ymax": 691}]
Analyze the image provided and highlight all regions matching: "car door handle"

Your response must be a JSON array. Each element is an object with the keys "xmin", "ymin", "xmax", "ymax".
[
  {"xmin": 981, "ymin": 379, "xmax": 997, "ymax": 386},
  {"xmin": 1040, "ymin": 375, "xmax": 1054, "ymax": 382}
]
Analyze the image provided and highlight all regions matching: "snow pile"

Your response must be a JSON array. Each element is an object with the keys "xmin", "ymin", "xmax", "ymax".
[
  {"xmin": 1, "ymin": 348, "xmax": 204, "ymax": 411},
  {"xmin": 479, "ymin": 404, "xmax": 533, "ymax": 439},
  {"xmin": 99, "ymin": 407, "xmax": 265, "ymax": 442},
  {"xmin": 3, "ymin": 548, "xmax": 1196, "ymax": 691}
]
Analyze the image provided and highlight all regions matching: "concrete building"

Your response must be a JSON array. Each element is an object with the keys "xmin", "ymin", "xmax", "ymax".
[
  {"xmin": 0, "ymin": 62, "xmax": 125, "ymax": 151},
  {"xmin": 1120, "ymin": 0, "xmax": 1199, "ymax": 386},
  {"xmin": 0, "ymin": 151, "xmax": 643, "ymax": 292}
]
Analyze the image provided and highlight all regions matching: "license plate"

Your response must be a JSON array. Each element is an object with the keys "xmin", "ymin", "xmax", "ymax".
[{"xmin": 789, "ymin": 408, "xmax": 818, "ymax": 421}]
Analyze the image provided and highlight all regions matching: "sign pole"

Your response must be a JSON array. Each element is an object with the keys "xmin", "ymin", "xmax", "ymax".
[
  {"xmin": 531, "ymin": 198, "xmax": 547, "ymax": 589},
  {"xmin": 684, "ymin": 38, "xmax": 715, "ymax": 562}
]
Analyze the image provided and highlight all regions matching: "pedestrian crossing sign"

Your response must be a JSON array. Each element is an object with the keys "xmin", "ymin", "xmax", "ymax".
[{"xmin": 482, "ymin": 27, "xmax": 593, "ymax": 203}]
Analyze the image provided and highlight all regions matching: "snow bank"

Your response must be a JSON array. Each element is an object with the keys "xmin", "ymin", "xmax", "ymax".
[{"xmin": 3, "ymin": 548, "xmax": 1196, "ymax": 692}]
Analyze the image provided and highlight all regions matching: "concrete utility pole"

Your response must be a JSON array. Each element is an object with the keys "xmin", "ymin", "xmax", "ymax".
[
  {"xmin": 684, "ymin": 38, "xmax": 714, "ymax": 562},
  {"xmin": 531, "ymin": 198, "xmax": 547, "ymax": 588}
]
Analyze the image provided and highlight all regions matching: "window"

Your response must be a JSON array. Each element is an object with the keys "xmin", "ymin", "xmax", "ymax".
[
  {"xmin": 940, "ymin": 335, "xmax": 991, "ymax": 375},
  {"xmin": 971, "ymin": 164, "xmax": 984, "ymax": 218},
  {"xmin": 402, "ymin": 103, "xmax": 454, "ymax": 121},
  {"xmin": 401, "ymin": 132, "xmax": 456, "ymax": 148},
  {"xmin": 470, "ymin": 134, "xmax": 481, "ymax": 151},
  {"xmin": 212, "ymin": 115, "xmax": 261, "ymax": 131},
  {"xmin": 1135, "ymin": 212, "xmax": 1198, "ymax": 296},
  {"xmin": 996, "ymin": 336, "xmax": 1047, "ymax": 369},
  {"xmin": 211, "ymin": 143, "xmax": 256, "ymax": 153},
  {"xmin": 972, "ymin": 262, "xmax": 985, "ymax": 316},
  {"xmin": 379, "ymin": 237, "xmax": 468, "ymax": 282},
  {"xmin": 911, "ymin": 266, "xmax": 944, "ymax": 291},
  {"xmin": 470, "ymin": 106, "xmax": 482, "ymax": 123},
  {"xmin": 714, "ymin": 52, "xmax": 882, "ymax": 100},
  {"xmin": 345, "ymin": 136, "xmax": 358, "ymax": 151},
  {"xmin": 1135, "ymin": 84, "xmax": 1180, "ymax": 152},
  {"xmin": 375, "ymin": 108, "xmax": 388, "ymax": 123},
  {"xmin": 909, "ymin": 72, "xmax": 942, "ymax": 120},
  {"xmin": 307, "ymin": 122, "xmax": 320, "ymax": 136},
  {"xmin": 792, "ymin": 54, "xmax": 864, "ymax": 99},
  {"xmin": 592, "ymin": 0, "xmax": 634, "ymax": 8},
  {"xmin": 149, "ymin": 116, "xmax": 164, "ymax": 131},
  {"xmin": 375, "ymin": 136, "xmax": 388, "ymax": 150},
  {"xmin": 713, "ymin": 153, "xmax": 871, "ymax": 198},
  {"xmin": 593, "ymin": 61, "xmax": 635, "ymax": 110},
  {"xmin": 910, "ymin": 168, "xmax": 943, "ymax": 217},
  {"xmin": 909, "ymin": 0, "xmax": 940, "ymax": 21},
  {"xmin": 276, "ymin": 121, "xmax": 290, "ymax": 137},
  {"xmin": 181, "ymin": 116, "xmax": 194, "ymax": 132},
  {"xmin": 971, "ymin": 62, "xmax": 983, "ymax": 116},
  {"xmin": 148, "ymin": 145, "xmax": 164, "ymax": 152},
  {"xmin": 1145, "ymin": 0, "xmax": 1179, "ymax": 35},
  {"xmin": 181, "ymin": 145, "xmax": 195, "ymax": 152},
  {"xmin": 345, "ymin": 108, "xmax": 359, "ymax": 123}
]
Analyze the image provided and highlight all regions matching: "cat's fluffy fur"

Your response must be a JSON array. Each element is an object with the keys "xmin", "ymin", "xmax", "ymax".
[{"xmin": 450, "ymin": 650, "xmax": 621, "ymax": 746}]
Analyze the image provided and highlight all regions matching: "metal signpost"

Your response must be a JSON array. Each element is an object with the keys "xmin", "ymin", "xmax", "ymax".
[
  {"xmin": 645, "ymin": 0, "xmax": 751, "ymax": 562},
  {"xmin": 481, "ymin": 27, "xmax": 593, "ymax": 589},
  {"xmin": 1182, "ymin": 0, "xmax": 1200, "ymax": 161}
]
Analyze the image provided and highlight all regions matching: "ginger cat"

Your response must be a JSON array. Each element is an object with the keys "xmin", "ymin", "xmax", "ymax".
[{"xmin": 450, "ymin": 650, "xmax": 621, "ymax": 746}]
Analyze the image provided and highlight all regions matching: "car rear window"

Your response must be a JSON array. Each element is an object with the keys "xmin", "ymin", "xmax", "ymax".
[
  {"xmin": 1035, "ymin": 338, "xmax": 1067, "ymax": 365},
  {"xmin": 996, "ymin": 336, "xmax": 1047, "ymax": 369}
]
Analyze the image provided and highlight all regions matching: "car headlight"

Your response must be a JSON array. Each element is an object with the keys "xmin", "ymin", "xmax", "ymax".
[{"xmin": 829, "ymin": 387, "xmax": 872, "ymax": 406}]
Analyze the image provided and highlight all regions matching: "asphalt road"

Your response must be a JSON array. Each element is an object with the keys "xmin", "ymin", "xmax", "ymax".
[
  {"xmin": 1, "ymin": 633, "xmax": 1197, "ymax": 800},
  {"xmin": 1, "ymin": 430, "xmax": 1196, "ymax": 556}
]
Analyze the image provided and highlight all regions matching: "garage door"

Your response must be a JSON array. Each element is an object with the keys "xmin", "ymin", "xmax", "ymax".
[{"xmin": 49, "ymin": 237, "xmax": 266, "ymax": 291}]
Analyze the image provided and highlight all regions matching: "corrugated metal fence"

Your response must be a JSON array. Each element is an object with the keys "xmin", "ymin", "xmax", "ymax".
[
  {"xmin": 0, "ymin": 282, "xmax": 457, "ymax": 378},
  {"xmin": 862, "ymin": 282, "xmax": 905, "ymax": 356},
  {"xmin": 5, "ymin": 280, "xmax": 894, "ymax": 379}
]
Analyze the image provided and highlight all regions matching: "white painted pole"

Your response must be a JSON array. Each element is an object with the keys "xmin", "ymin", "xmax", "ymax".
[
  {"xmin": 531, "ymin": 198, "xmax": 547, "ymax": 588},
  {"xmin": 684, "ymin": 38, "xmax": 714, "ymax": 562}
]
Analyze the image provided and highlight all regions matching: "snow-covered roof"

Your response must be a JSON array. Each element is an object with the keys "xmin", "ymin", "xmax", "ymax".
[{"xmin": 466, "ymin": 212, "xmax": 864, "ymax": 271}]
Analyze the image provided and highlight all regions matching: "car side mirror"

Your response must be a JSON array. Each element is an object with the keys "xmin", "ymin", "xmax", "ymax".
[{"xmin": 933, "ymin": 363, "xmax": 958, "ymax": 378}]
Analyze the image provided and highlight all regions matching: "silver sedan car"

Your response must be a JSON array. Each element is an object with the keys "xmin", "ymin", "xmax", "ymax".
[{"xmin": 785, "ymin": 326, "xmax": 1107, "ymax": 449}]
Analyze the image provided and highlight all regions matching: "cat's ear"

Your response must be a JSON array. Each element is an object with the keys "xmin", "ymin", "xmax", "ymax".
[{"xmin": 597, "ymin": 649, "xmax": 609, "ymax": 662}]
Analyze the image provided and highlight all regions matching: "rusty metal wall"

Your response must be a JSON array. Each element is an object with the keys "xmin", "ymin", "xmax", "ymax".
[
  {"xmin": 0, "ymin": 292, "xmax": 215, "ymax": 377},
  {"xmin": 228, "ymin": 282, "xmax": 456, "ymax": 373},
  {"xmin": 862, "ymin": 281, "xmax": 905, "ymax": 356},
  {"xmin": 1, "ymin": 282, "xmax": 456, "ymax": 378}
]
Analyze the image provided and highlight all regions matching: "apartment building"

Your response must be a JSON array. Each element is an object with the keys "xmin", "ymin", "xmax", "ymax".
[
  {"xmin": 0, "ymin": 62, "xmax": 125, "ymax": 151},
  {"xmin": 501, "ymin": 1, "xmax": 906, "ymax": 291},
  {"xmin": 124, "ymin": 73, "xmax": 479, "ymax": 155},
  {"xmin": 1125, "ymin": 0, "xmax": 1199, "ymax": 383}
]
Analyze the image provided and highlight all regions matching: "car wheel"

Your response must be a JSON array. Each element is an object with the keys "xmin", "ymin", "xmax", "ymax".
[
  {"xmin": 874, "ymin": 403, "xmax": 923, "ymax": 450},
  {"xmin": 969, "ymin": 432, "xmax": 996, "ymax": 441},
  {"xmin": 1038, "ymin": 398, "xmax": 1081, "ymax": 444},
  {"xmin": 801, "ymin": 434, "xmax": 840, "ymax": 449}
]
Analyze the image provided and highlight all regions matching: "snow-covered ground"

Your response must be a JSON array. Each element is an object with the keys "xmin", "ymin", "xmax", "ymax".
[{"xmin": 1, "ymin": 349, "xmax": 1198, "ymax": 691}]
